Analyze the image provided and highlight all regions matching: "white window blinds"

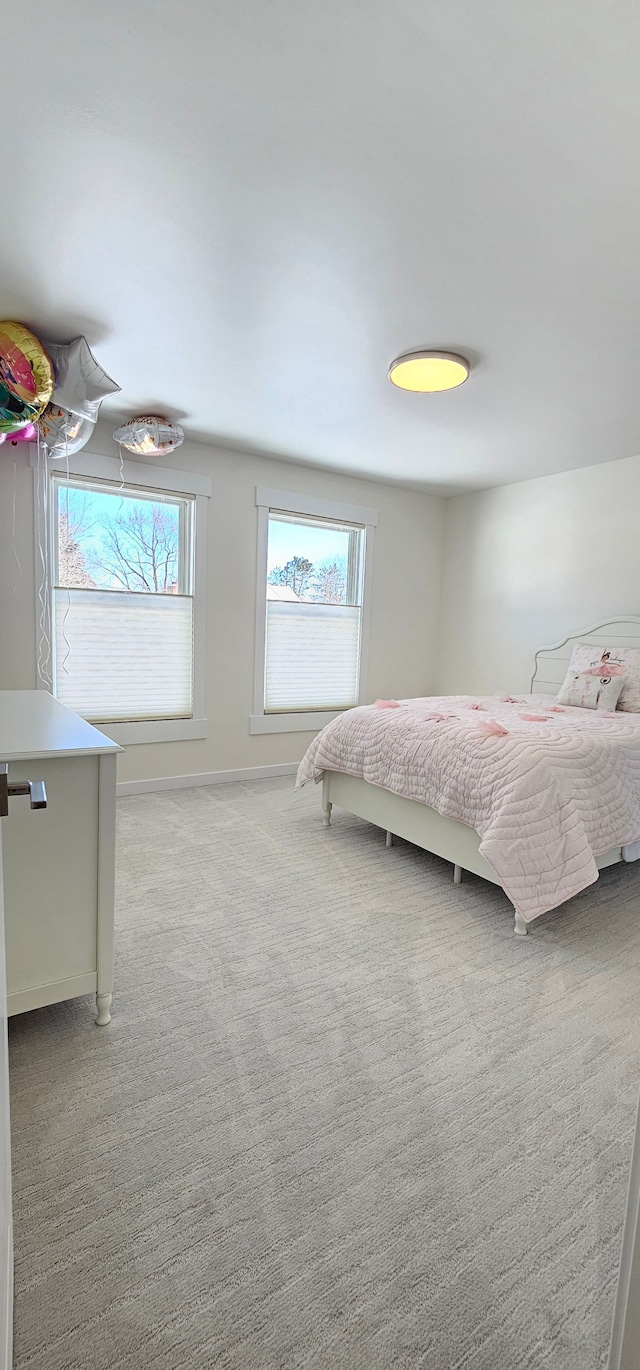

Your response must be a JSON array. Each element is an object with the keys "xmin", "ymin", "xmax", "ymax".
[
  {"xmin": 265, "ymin": 601, "xmax": 361, "ymax": 711},
  {"xmin": 265, "ymin": 511, "xmax": 365, "ymax": 713},
  {"xmin": 54, "ymin": 590, "xmax": 193, "ymax": 722}
]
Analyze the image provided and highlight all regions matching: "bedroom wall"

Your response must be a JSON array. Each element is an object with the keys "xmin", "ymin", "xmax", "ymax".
[
  {"xmin": 0, "ymin": 421, "xmax": 445, "ymax": 786},
  {"xmin": 436, "ymin": 452, "xmax": 640, "ymax": 695}
]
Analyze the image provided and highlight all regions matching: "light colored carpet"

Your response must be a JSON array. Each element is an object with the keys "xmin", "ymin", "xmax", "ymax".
[{"xmin": 8, "ymin": 776, "xmax": 640, "ymax": 1370}]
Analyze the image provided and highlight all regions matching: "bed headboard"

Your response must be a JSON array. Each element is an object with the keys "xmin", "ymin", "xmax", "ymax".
[{"xmin": 531, "ymin": 616, "xmax": 640, "ymax": 694}]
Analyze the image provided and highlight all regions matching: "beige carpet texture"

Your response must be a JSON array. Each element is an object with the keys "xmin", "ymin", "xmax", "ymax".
[{"xmin": 8, "ymin": 776, "xmax": 640, "ymax": 1369}]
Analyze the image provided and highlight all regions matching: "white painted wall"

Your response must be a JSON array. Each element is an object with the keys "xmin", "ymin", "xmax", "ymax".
[
  {"xmin": 7, "ymin": 422, "xmax": 635, "ymax": 787},
  {"xmin": 0, "ymin": 422, "xmax": 445, "ymax": 786},
  {"xmin": 436, "ymin": 453, "xmax": 640, "ymax": 695}
]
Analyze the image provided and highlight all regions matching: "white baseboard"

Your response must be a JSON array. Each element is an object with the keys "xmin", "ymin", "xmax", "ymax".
[{"xmin": 116, "ymin": 762, "xmax": 298, "ymax": 797}]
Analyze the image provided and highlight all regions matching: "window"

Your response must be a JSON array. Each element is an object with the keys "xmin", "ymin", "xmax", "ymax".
[
  {"xmin": 34, "ymin": 449, "xmax": 210, "ymax": 744},
  {"xmin": 252, "ymin": 487, "xmax": 376, "ymax": 734},
  {"xmin": 53, "ymin": 475, "xmax": 194, "ymax": 723},
  {"xmin": 266, "ymin": 512, "xmax": 364, "ymax": 711}
]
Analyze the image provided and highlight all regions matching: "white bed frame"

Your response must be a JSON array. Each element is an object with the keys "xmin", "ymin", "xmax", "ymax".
[{"xmin": 320, "ymin": 616, "xmax": 640, "ymax": 935}]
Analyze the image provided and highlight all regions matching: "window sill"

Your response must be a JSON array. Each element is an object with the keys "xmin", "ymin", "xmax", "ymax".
[
  {"xmin": 249, "ymin": 711, "xmax": 346, "ymax": 735},
  {"xmin": 91, "ymin": 718, "xmax": 208, "ymax": 746}
]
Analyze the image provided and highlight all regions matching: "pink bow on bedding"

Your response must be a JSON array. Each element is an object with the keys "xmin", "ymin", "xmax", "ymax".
[
  {"xmin": 473, "ymin": 719, "xmax": 508, "ymax": 738},
  {"xmin": 374, "ymin": 699, "xmax": 400, "ymax": 709}
]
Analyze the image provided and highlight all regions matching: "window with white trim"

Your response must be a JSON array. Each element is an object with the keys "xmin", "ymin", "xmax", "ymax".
[
  {"xmin": 252, "ymin": 487, "xmax": 376, "ymax": 734},
  {"xmin": 34, "ymin": 450, "xmax": 210, "ymax": 745},
  {"xmin": 53, "ymin": 475, "xmax": 194, "ymax": 723}
]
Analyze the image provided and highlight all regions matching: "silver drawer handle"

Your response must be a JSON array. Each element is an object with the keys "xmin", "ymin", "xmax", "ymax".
[{"xmin": 0, "ymin": 765, "xmax": 47, "ymax": 816}]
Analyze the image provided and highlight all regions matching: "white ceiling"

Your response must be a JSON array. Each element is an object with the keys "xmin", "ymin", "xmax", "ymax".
[{"xmin": 4, "ymin": 1, "xmax": 640, "ymax": 491}]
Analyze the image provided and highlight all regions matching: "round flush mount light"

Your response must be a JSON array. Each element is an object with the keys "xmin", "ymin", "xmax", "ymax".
[{"xmin": 388, "ymin": 350, "xmax": 470, "ymax": 393}]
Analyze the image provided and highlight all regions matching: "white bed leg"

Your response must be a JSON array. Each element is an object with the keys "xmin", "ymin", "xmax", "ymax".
[
  {"xmin": 322, "ymin": 800, "xmax": 332, "ymax": 828},
  {"xmin": 453, "ymin": 863, "xmax": 462, "ymax": 885},
  {"xmin": 385, "ymin": 830, "xmax": 394, "ymax": 848},
  {"xmin": 513, "ymin": 911, "xmax": 528, "ymax": 936}
]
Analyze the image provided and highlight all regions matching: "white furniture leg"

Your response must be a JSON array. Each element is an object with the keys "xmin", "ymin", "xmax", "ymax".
[
  {"xmin": 95, "ymin": 753, "xmax": 116, "ymax": 1026},
  {"xmin": 95, "ymin": 993, "xmax": 112, "ymax": 1026},
  {"xmin": 385, "ymin": 830, "xmax": 394, "ymax": 848},
  {"xmin": 453, "ymin": 863, "xmax": 462, "ymax": 884},
  {"xmin": 513, "ymin": 910, "xmax": 528, "ymax": 936}
]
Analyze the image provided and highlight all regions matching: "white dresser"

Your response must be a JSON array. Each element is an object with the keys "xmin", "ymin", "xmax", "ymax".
[{"xmin": 0, "ymin": 692, "xmax": 120, "ymax": 1025}]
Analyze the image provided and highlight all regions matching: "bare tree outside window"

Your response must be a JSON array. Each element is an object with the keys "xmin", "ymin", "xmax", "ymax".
[
  {"xmin": 99, "ymin": 503, "xmax": 179, "ymax": 593},
  {"xmin": 57, "ymin": 487, "xmax": 182, "ymax": 594},
  {"xmin": 312, "ymin": 558, "xmax": 347, "ymax": 604},
  {"xmin": 57, "ymin": 503, "xmax": 96, "ymax": 589}
]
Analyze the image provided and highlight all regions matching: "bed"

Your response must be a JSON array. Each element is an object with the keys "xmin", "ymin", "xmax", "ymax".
[{"xmin": 296, "ymin": 616, "xmax": 640, "ymax": 935}]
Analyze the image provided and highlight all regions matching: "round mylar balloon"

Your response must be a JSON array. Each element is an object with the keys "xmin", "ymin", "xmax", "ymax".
[
  {"xmin": 36, "ymin": 403, "xmax": 95, "ymax": 459},
  {"xmin": 113, "ymin": 415, "xmax": 184, "ymax": 456},
  {"xmin": 0, "ymin": 322, "xmax": 53, "ymax": 433}
]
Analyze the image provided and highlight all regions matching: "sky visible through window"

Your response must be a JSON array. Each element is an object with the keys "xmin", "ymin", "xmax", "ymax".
[
  {"xmin": 267, "ymin": 520, "xmax": 349, "ymax": 574},
  {"xmin": 57, "ymin": 483, "xmax": 181, "ymax": 593},
  {"xmin": 267, "ymin": 517, "xmax": 354, "ymax": 604}
]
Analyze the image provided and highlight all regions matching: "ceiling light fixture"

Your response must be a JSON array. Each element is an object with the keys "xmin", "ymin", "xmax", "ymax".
[{"xmin": 388, "ymin": 350, "xmax": 470, "ymax": 393}]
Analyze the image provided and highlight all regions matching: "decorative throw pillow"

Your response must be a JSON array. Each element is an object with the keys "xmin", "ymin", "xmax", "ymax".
[
  {"xmin": 556, "ymin": 667, "xmax": 626, "ymax": 711},
  {"xmin": 567, "ymin": 643, "xmax": 640, "ymax": 712}
]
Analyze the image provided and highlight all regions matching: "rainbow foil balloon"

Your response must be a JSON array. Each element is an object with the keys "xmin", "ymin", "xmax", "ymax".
[{"xmin": 0, "ymin": 322, "xmax": 53, "ymax": 433}]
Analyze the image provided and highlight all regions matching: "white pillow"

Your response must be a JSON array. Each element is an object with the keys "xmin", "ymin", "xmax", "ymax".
[
  {"xmin": 567, "ymin": 643, "xmax": 640, "ymax": 712},
  {"xmin": 556, "ymin": 667, "xmax": 626, "ymax": 711}
]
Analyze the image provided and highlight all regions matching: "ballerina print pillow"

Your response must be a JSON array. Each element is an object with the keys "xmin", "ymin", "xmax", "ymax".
[
  {"xmin": 556, "ymin": 666, "xmax": 627, "ymax": 711},
  {"xmin": 561, "ymin": 643, "xmax": 640, "ymax": 712}
]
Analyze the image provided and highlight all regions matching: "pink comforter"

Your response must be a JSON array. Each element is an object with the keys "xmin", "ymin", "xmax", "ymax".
[{"xmin": 296, "ymin": 695, "xmax": 640, "ymax": 921}]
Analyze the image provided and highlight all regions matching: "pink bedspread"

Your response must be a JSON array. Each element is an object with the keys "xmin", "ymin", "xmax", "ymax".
[{"xmin": 296, "ymin": 695, "xmax": 640, "ymax": 921}]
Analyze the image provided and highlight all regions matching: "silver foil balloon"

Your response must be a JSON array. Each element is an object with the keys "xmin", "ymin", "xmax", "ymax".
[
  {"xmin": 47, "ymin": 337, "xmax": 120, "ymax": 421},
  {"xmin": 112, "ymin": 415, "xmax": 184, "ymax": 456},
  {"xmin": 36, "ymin": 403, "xmax": 95, "ymax": 459}
]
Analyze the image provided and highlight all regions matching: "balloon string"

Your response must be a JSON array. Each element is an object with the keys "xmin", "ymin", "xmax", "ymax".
[
  {"xmin": 11, "ymin": 457, "xmax": 22, "ymax": 596},
  {"xmin": 36, "ymin": 434, "xmax": 53, "ymax": 690},
  {"xmin": 60, "ymin": 441, "xmax": 72, "ymax": 676},
  {"xmin": 35, "ymin": 437, "xmax": 44, "ymax": 682},
  {"xmin": 42, "ymin": 440, "xmax": 52, "ymax": 688},
  {"xmin": 117, "ymin": 441, "xmax": 125, "ymax": 518},
  {"xmin": 35, "ymin": 440, "xmax": 41, "ymax": 677}
]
